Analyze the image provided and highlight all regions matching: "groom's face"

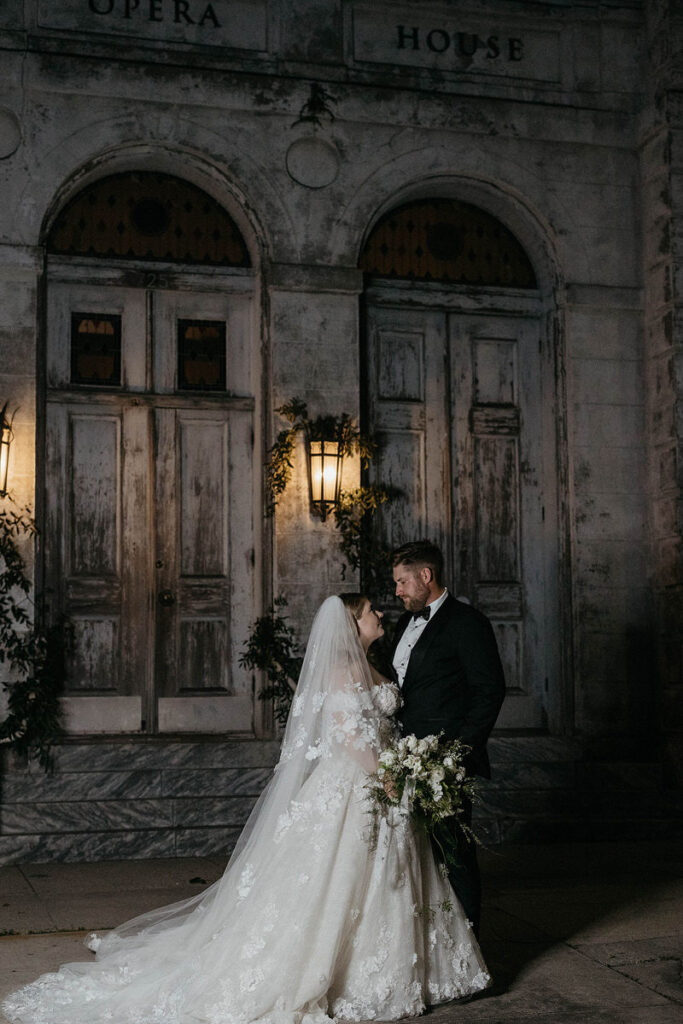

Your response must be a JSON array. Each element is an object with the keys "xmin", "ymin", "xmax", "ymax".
[{"xmin": 393, "ymin": 563, "xmax": 432, "ymax": 612}]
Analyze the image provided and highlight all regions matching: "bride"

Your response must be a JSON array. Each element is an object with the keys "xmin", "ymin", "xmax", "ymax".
[{"xmin": 3, "ymin": 594, "xmax": 490, "ymax": 1024}]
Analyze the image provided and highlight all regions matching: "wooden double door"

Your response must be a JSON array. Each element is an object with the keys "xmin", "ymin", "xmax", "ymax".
[
  {"xmin": 366, "ymin": 285, "xmax": 560, "ymax": 730},
  {"xmin": 44, "ymin": 271, "xmax": 259, "ymax": 735}
]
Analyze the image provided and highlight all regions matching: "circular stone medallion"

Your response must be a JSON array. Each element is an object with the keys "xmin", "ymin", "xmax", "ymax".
[
  {"xmin": 286, "ymin": 136, "xmax": 339, "ymax": 189},
  {"xmin": 0, "ymin": 109, "xmax": 21, "ymax": 159}
]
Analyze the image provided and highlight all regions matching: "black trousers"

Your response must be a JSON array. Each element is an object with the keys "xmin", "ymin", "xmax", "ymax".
[{"xmin": 431, "ymin": 798, "xmax": 481, "ymax": 937}]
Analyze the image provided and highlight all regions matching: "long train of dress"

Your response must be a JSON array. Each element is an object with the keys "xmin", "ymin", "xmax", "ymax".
[{"xmin": 3, "ymin": 686, "xmax": 490, "ymax": 1024}]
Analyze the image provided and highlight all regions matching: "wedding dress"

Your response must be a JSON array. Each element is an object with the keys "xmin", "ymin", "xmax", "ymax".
[{"xmin": 3, "ymin": 597, "xmax": 490, "ymax": 1024}]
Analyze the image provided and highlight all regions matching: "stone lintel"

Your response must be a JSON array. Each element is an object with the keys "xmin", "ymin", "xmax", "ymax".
[
  {"xmin": 564, "ymin": 283, "xmax": 643, "ymax": 310},
  {"xmin": 269, "ymin": 263, "xmax": 363, "ymax": 294}
]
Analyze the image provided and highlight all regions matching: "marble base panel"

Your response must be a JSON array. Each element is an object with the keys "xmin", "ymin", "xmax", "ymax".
[
  {"xmin": 43, "ymin": 739, "xmax": 281, "ymax": 774},
  {"xmin": 1, "ymin": 739, "xmax": 680, "ymax": 865},
  {"xmin": 0, "ymin": 826, "xmax": 248, "ymax": 864}
]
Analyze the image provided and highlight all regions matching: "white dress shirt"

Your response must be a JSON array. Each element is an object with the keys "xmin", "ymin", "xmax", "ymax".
[{"xmin": 393, "ymin": 588, "xmax": 449, "ymax": 688}]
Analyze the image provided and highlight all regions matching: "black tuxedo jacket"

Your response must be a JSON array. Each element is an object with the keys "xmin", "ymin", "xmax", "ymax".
[{"xmin": 392, "ymin": 594, "xmax": 505, "ymax": 778}]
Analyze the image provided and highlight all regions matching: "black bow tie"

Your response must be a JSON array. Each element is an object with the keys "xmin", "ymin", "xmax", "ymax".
[{"xmin": 412, "ymin": 607, "xmax": 431, "ymax": 622}]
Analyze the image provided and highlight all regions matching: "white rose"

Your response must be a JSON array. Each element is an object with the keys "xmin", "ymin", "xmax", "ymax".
[
  {"xmin": 406, "ymin": 735, "xmax": 418, "ymax": 753},
  {"xmin": 443, "ymin": 756, "xmax": 454, "ymax": 768},
  {"xmin": 380, "ymin": 749, "xmax": 396, "ymax": 767},
  {"xmin": 430, "ymin": 767, "xmax": 445, "ymax": 784}
]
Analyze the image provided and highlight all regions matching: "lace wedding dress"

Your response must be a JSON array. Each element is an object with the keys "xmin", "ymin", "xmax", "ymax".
[{"xmin": 3, "ymin": 597, "xmax": 490, "ymax": 1024}]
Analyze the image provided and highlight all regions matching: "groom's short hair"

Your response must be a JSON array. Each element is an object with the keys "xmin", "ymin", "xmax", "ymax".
[{"xmin": 391, "ymin": 540, "xmax": 444, "ymax": 586}]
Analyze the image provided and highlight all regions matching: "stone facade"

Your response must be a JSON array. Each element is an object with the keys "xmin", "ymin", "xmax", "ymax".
[{"xmin": 0, "ymin": 0, "xmax": 681, "ymax": 862}]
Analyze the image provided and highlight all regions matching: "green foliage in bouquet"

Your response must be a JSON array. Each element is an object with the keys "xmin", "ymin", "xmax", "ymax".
[
  {"xmin": 368, "ymin": 733, "xmax": 479, "ymax": 866},
  {"xmin": 0, "ymin": 504, "xmax": 72, "ymax": 772},
  {"xmin": 239, "ymin": 597, "xmax": 303, "ymax": 727}
]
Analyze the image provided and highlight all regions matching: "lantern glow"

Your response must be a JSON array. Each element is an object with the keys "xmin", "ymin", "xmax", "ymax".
[
  {"xmin": 308, "ymin": 438, "xmax": 344, "ymax": 521},
  {"xmin": 0, "ymin": 403, "xmax": 12, "ymax": 498}
]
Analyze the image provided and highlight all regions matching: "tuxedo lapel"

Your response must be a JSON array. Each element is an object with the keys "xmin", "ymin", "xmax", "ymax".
[{"xmin": 402, "ymin": 597, "xmax": 454, "ymax": 692}]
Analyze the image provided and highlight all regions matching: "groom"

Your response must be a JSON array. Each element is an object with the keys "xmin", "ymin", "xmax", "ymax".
[{"xmin": 390, "ymin": 540, "xmax": 506, "ymax": 937}]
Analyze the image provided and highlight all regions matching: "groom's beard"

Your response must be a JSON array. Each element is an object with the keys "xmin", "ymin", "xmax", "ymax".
[{"xmin": 401, "ymin": 584, "xmax": 431, "ymax": 613}]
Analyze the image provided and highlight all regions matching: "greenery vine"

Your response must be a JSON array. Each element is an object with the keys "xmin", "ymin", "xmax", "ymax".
[
  {"xmin": 239, "ymin": 597, "xmax": 303, "ymax": 727},
  {"xmin": 247, "ymin": 399, "xmax": 400, "ymax": 724},
  {"xmin": 265, "ymin": 398, "xmax": 376, "ymax": 516},
  {"xmin": 0, "ymin": 504, "xmax": 71, "ymax": 772}
]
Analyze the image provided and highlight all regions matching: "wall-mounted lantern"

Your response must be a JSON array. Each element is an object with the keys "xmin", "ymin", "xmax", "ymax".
[
  {"xmin": 0, "ymin": 403, "xmax": 12, "ymax": 498},
  {"xmin": 307, "ymin": 436, "xmax": 344, "ymax": 522}
]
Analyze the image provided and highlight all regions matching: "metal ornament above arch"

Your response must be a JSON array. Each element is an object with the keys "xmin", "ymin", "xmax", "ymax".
[
  {"xmin": 47, "ymin": 171, "xmax": 251, "ymax": 268},
  {"xmin": 359, "ymin": 197, "xmax": 537, "ymax": 289}
]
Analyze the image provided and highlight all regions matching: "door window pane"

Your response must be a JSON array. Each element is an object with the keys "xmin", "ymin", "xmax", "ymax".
[
  {"xmin": 177, "ymin": 319, "xmax": 226, "ymax": 391},
  {"xmin": 70, "ymin": 313, "xmax": 122, "ymax": 386}
]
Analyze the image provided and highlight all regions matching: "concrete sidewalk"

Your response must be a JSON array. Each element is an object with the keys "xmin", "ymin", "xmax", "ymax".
[{"xmin": 1, "ymin": 841, "xmax": 682, "ymax": 1023}]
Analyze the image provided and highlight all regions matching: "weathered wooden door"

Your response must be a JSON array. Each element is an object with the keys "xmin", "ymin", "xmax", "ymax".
[
  {"xmin": 366, "ymin": 287, "xmax": 558, "ymax": 730},
  {"xmin": 44, "ymin": 273, "xmax": 259, "ymax": 734}
]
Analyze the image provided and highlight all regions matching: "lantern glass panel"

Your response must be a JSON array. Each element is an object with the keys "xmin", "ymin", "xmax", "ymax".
[{"xmin": 0, "ymin": 434, "xmax": 9, "ymax": 496}]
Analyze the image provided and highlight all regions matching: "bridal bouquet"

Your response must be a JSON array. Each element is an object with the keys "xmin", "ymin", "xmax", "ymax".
[{"xmin": 368, "ymin": 733, "xmax": 477, "ymax": 861}]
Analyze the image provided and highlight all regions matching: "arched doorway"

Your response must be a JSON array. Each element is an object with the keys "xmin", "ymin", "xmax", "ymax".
[
  {"xmin": 43, "ymin": 171, "xmax": 261, "ymax": 736},
  {"xmin": 360, "ymin": 197, "xmax": 561, "ymax": 732}
]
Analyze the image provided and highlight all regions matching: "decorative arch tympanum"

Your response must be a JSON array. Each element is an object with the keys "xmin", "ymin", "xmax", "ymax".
[
  {"xmin": 359, "ymin": 198, "xmax": 536, "ymax": 288},
  {"xmin": 48, "ymin": 171, "xmax": 251, "ymax": 267}
]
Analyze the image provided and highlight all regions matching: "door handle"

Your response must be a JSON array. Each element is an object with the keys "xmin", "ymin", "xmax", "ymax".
[{"xmin": 158, "ymin": 589, "xmax": 176, "ymax": 607}]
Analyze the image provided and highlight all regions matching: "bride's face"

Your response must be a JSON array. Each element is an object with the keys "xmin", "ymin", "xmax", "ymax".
[{"xmin": 356, "ymin": 600, "xmax": 384, "ymax": 648}]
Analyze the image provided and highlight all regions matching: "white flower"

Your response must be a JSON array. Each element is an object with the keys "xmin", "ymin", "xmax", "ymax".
[
  {"xmin": 406, "ymin": 734, "xmax": 419, "ymax": 752},
  {"xmin": 380, "ymin": 749, "xmax": 396, "ymax": 767},
  {"xmin": 292, "ymin": 694, "xmax": 304, "ymax": 717},
  {"xmin": 417, "ymin": 738, "xmax": 430, "ymax": 755},
  {"xmin": 85, "ymin": 933, "xmax": 101, "ymax": 952},
  {"xmin": 240, "ymin": 967, "xmax": 265, "ymax": 993},
  {"xmin": 430, "ymin": 767, "xmax": 445, "ymax": 784},
  {"xmin": 240, "ymin": 936, "xmax": 265, "ymax": 959},
  {"xmin": 312, "ymin": 692, "xmax": 327, "ymax": 711},
  {"xmin": 237, "ymin": 863, "xmax": 256, "ymax": 899},
  {"xmin": 443, "ymin": 755, "xmax": 454, "ymax": 768},
  {"xmin": 305, "ymin": 743, "xmax": 322, "ymax": 760}
]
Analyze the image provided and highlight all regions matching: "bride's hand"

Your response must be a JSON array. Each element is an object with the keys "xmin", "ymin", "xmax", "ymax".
[{"xmin": 383, "ymin": 778, "xmax": 398, "ymax": 801}]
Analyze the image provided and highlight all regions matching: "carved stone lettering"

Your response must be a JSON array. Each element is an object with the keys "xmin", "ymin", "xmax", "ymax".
[
  {"xmin": 89, "ymin": 0, "xmax": 220, "ymax": 26},
  {"xmin": 40, "ymin": 0, "xmax": 267, "ymax": 51},
  {"xmin": 352, "ymin": 6, "xmax": 558, "ymax": 83},
  {"xmin": 397, "ymin": 24, "xmax": 524, "ymax": 63}
]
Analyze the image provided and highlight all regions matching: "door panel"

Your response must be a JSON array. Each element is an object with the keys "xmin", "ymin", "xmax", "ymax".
[
  {"xmin": 368, "ymin": 309, "xmax": 451, "ymax": 563},
  {"xmin": 367, "ymin": 296, "xmax": 552, "ymax": 730},
  {"xmin": 46, "ymin": 400, "xmax": 149, "ymax": 731},
  {"xmin": 45, "ymin": 277, "xmax": 257, "ymax": 735},
  {"xmin": 451, "ymin": 313, "xmax": 546, "ymax": 728},
  {"xmin": 154, "ymin": 407, "xmax": 253, "ymax": 732}
]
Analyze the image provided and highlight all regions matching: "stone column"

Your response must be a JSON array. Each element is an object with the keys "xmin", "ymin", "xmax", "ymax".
[
  {"xmin": 267, "ymin": 263, "xmax": 364, "ymax": 637},
  {"xmin": 642, "ymin": 0, "xmax": 683, "ymax": 783},
  {"xmin": 0, "ymin": 246, "xmax": 40, "ymax": 713}
]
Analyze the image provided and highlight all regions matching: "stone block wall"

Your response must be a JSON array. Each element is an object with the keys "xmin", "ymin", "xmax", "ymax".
[
  {"xmin": 0, "ymin": 740, "xmax": 280, "ymax": 864},
  {"xmin": 566, "ymin": 292, "xmax": 650, "ymax": 749},
  {"xmin": 642, "ymin": 0, "xmax": 683, "ymax": 785}
]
